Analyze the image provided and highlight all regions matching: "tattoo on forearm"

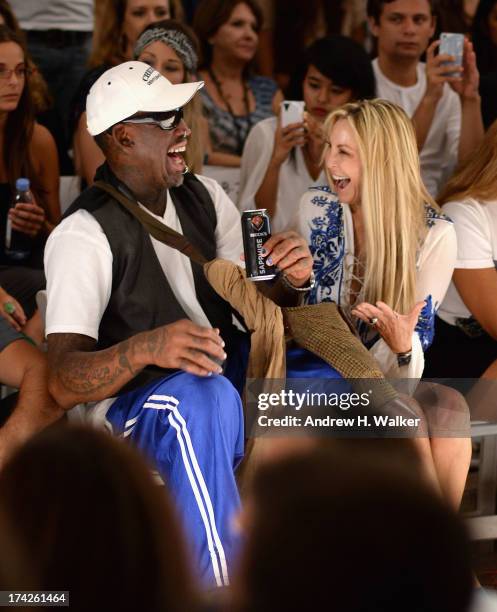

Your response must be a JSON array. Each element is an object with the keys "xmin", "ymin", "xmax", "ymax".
[
  {"xmin": 49, "ymin": 334, "xmax": 140, "ymax": 400},
  {"xmin": 117, "ymin": 339, "xmax": 135, "ymax": 375},
  {"xmin": 48, "ymin": 328, "xmax": 169, "ymax": 401}
]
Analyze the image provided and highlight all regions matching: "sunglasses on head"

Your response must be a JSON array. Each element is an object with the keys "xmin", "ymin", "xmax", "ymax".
[{"xmin": 122, "ymin": 108, "xmax": 184, "ymax": 131}]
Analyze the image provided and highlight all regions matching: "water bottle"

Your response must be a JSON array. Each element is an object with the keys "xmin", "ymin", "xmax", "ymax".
[{"xmin": 5, "ymin": 178, "xmax": 32, "ymax": 261}]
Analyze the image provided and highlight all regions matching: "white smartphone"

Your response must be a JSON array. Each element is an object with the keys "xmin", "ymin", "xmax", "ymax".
[
  {"xmin": 280, "ymin": 100, "xmax": 305, "ymax": 127},
  {"xmin": 439, "ymin": 32, "xmax": 464, "ymax": 77}
]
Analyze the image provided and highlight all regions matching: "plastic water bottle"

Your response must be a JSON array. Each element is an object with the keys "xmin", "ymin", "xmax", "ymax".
[{"xmin": 5, "ymin": 177, "xmax": 32, "ymax": 261}]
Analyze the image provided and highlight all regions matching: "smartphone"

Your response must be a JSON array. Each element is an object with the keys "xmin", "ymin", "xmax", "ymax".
[
  {"xmin": 280, "ymin": 100, "xmax": 305, "ymax": 127},
  {"xmin": 439, "ymin": 32, "xmax": 464, "ymax": 77}
]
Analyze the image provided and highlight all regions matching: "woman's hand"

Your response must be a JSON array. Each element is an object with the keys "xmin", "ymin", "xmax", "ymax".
[
  {"xmin": 271, "ymin": 116, "xmax": 306, "ymax": 167},
  {"xmin": 0, "ymin": 287, "xmax": 27, "ymax": 332},
  {"xmin": 352, "ymin": 300, "xmax": 425, "ymax": 354},
  {"xmin": 8, "ymin": 194, "xmax": 46, "ymax": 238},
  {"xmin": 304, "ymin": 112, "xmax": 326, "ymax": 148}
]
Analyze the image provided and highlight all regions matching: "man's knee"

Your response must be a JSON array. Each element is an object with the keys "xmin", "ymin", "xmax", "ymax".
[{"xmin": 161, "ymin": 373, "xmax": 244, "ymax": 437}]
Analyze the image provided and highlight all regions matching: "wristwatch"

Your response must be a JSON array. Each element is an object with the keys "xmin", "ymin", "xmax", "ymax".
[
  {"xmin": 281, "ymin": 271, "xmax": 316, "ymax": 292},
  {"xmin": 396, "ymin": 349, "xmax": 412, "ymax": 367}
]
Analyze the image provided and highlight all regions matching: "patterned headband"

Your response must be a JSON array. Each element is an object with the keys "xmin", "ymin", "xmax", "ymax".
[{"xmin": 134, "ymin": 27, "xmax": 198, "ymax": 73}]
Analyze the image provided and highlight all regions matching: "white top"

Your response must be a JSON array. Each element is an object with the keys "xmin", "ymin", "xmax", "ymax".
[
  {"xmin": 238, "ymin": 117, "xmax": 326, "ymax": 233},
  {"xmin": 296, "ymin": 186, "xmax": 457, "ymax": 379},
  {"xmin": 45, "ymin": 174, "xmax": 243, "ymax": 340},
  {"xmin": 9, "ymin": 0, "xmax": 94, "ymax": 31},
  {"xmin": 438, "ymin": 198, "xmax": 497, "ymax": 325},
  {"xmin": 373, "ymin": 58, "xmax": 461, "ymax": 198}
]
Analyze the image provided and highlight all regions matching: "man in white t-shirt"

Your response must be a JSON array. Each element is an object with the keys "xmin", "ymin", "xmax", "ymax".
[
  {"xmin": 44, "ymin": 62, "xmax": 314, "ymax": 587},
  {"xmin": 367, "ymin": 0, "xmax": 484, "ymax": 196}
]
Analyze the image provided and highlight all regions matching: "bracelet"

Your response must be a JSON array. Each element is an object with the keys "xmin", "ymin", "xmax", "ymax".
[
  {"xmin": 396, "ymin": 349, "xmax": 412, "ymax": 367},
  {"xmin": 281, "ymin": 271, "xmax": 315, "ymax": 292}
]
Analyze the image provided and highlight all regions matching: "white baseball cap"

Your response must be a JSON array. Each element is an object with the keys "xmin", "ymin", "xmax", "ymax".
[{"xmin": 86, "ymin": 61, "xmax": 204, "ymax": 136}]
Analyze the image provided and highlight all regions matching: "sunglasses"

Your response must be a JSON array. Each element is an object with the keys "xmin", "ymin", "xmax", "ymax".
[{"xmin": 122, "ymin": 108, "xmax": 184, "ymax": 131}]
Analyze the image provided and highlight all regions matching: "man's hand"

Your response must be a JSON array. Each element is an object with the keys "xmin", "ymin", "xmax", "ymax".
[
  {"xmin": 450, "ymin": 38, "xmax": 480, "ymax": 100},
  {"xmin": 261, "ymin": 231, "xmax": 313, "ymax": 287},
  {"xmin": 48, "ymin": 321, "xmax": 228, "ymax": 409},
  {"xmin": 8, "ymin": 199, "xmax": 45, "ymax": 238},
  {"xmin": 0, "ymin": 286, "xmax": 27, "ymax": 332},
  {"xmin": 138, "ymin": 319, "xmax": 227, "ymax": 377},
  {"xmin": 424, "ymin": 39, "xmax": 463, "ymax": 103}
]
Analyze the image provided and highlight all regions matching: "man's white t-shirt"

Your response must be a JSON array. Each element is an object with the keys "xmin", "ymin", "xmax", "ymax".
[
  {"xmin": 373, "ymin": 58, "xmax": 461, "ymax": 197},
  {"xmin": 45, "ymin": 175, "xmax": 243, "ymax": 340},
  {"xmin": 438, "ymin": 198, "xmax": 497, "ymax": 325}
]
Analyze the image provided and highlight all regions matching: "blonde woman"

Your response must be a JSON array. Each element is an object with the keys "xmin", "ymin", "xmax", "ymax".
[
  {"xmin": 297, "ymin": 99, "xmax": 457, "ymax": 378},
  {"xmin": 425, "ymin": 120, "xmax": 497, "ymax": 379},
  {"xmin": 296, "ymin": 99, "xmax": 470, "ymax": 508}
]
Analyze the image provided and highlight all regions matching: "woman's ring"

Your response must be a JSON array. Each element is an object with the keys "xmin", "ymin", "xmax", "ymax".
[
  {"xmin": 4, "ymin": 302, "xmax": 15, "ymax": 315},
  {"xmin": 369, "ymin": 316, "xmax": 378, "ymax": 326}
]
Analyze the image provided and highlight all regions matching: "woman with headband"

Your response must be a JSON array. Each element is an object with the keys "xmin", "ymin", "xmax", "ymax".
[{"xmin": 134, "ymin": 20, "xmax": 206, "ymax": 173}]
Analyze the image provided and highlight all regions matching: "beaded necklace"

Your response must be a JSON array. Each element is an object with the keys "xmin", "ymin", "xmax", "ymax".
[{"xmin": 207, "ymin": 66, "xmax": 253, "ymax": 155}]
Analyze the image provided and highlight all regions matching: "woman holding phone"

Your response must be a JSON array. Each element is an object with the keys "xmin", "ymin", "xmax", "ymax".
[{"xmin": 238, "ymin": 36, "xmax": 374, "ymax": 232}]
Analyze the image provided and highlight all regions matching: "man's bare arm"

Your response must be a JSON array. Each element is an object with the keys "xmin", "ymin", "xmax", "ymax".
[
  {"xmin": 47, "ymin": 333, "xmax": 143, "ymax": 409},
  {"xmin": 47, "ymin": 320, "xmax": 227, "ymax": 409},
  {"xmin": 412, "ymin": 95, "xmax": 439, "ymax": 151}
]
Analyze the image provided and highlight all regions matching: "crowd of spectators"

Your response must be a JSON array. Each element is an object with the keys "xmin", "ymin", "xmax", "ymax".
[{"xmin": 1, "ymin": 0, "xmax": 497, "ymax": 609}]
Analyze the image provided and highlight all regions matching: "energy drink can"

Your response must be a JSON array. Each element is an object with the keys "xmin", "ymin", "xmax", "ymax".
[{"xmin": 241, "ymin": 209, "xmax": 276, "ymax": 281}]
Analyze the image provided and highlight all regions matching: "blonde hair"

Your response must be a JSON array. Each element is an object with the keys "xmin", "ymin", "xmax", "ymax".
[
  {"xmin": 183, "ymin": 96, "xmax": 204, "ymax": 173},
  {"xmin": 90, "ymin": 0, "xmax": 184, "ymax": 67},
  {"xmin": 438, "ymin": 119, "xmax": 497, "ymax": 205},
  {"xmin": 324, "ymin": 99, "xmax": 434, "ymax": 314}
]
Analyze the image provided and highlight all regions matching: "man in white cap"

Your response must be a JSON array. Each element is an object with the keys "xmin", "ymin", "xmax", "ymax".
[{"xmin": 43, "ymin": 62, "xmax": 314, "ymax": 587}]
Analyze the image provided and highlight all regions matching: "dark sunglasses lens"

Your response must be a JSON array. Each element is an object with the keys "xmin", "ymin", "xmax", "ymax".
[{"xmin": 159, "ymin": 108, "xmax": 183, "ymax": 130}]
